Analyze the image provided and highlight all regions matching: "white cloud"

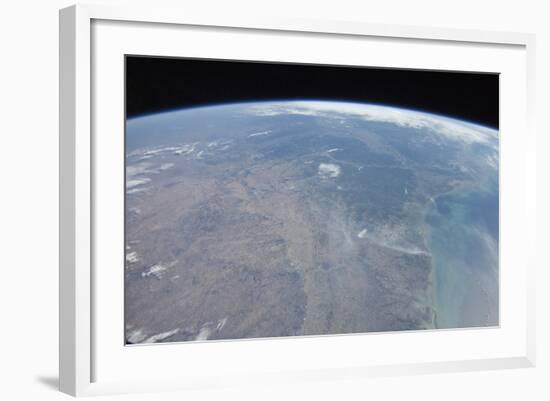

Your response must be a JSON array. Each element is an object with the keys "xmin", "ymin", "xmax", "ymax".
[
  {"xmin": 126, "ymin": 178, "xmax": 151, "ymax": 189},
  {"xmin": 216, "ymin": 317, "xmax": 228, "ymax": 331},
  {"xmin": 486, "ymin": 153, "xmax": 498, "ymax": 169},
  {"xmin": 159, "ymin": 163, "xmax": 174, "ymax": 170},
  {"xmin": 126, "ymin": 187, "xmax": 148, "ymax": 195},
  {"xmin": 143, "ymin": 146, "xmax": 180, "ymax": 156},
  {"xmin": 318, "ymin": 163, "xmax": 341, "ymax": 178},
  {"xmin": 126, "ymin": 163, "xmax": 153, "ymax": 178},
  {"xmin": 126, "ymin": 251, "xmax": 139, "ymax": 264},
  {"xmin": 248, "ymin": 130, "xmax": 272, "ymax": 137},
  {"xmin": 195, "ymin": 327, "xmax": 211, "ymax": 341},
  {"xmin": 248, "ymin": 101, "xmax": 498, "ymax": 145},
  {"xmin": 125, "ymin": 159, "xmax": 174, "ymax": 194},
  {"xmin": 144, "ymin": 328, "xmax": 179, "ymax": 343},
  {"xmin": 127, "ymin": 329, "xmax": 147, "ymax": 343},
  {"xmin": 174, "ymin": 143, "xmax": 197, "ymax": 155},
  {"xmin": 141, "ymin": 264, "xmax": 168, "ymax": 279}
]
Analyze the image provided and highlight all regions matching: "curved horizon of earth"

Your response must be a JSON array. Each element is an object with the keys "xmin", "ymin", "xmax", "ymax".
[{"xmin": 124, "ymin": 100, "xmax": 499, "ymax": 344}]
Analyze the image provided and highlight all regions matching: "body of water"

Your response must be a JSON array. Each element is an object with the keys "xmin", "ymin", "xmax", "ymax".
[{"xmin": 425, "ymin": 186, "xmax": 499, "ymax": 329}]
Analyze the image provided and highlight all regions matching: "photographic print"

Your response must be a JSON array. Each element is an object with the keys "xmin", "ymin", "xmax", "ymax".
[{"xmin": 124, "ymin": 56, "xmax": 499, "ymax": 345}]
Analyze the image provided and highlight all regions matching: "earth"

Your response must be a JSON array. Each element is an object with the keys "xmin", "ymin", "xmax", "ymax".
[{"xmin": 124, "ymin": 100, "xmax": 499, "ymax": 344}]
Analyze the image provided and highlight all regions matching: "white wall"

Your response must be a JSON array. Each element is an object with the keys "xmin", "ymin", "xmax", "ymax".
[{"xmin": 0, "ymin": 0, "xmax": 547, "ymax": 399}]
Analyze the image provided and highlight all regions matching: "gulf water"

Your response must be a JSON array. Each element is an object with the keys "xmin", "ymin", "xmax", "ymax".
[{"xmin": 425, "ymin": 186, "xmax": 499, "ymax": 329}]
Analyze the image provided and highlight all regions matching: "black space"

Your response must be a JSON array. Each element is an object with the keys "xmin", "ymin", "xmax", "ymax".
[{"xmin": 126, "ymin": 55, "xmax": 499, "ymax": 129}]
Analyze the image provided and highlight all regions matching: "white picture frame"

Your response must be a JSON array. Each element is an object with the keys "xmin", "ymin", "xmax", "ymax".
[{"xmin": 59, "ymin": 3, "xmax": 536, "ymax": 397}]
